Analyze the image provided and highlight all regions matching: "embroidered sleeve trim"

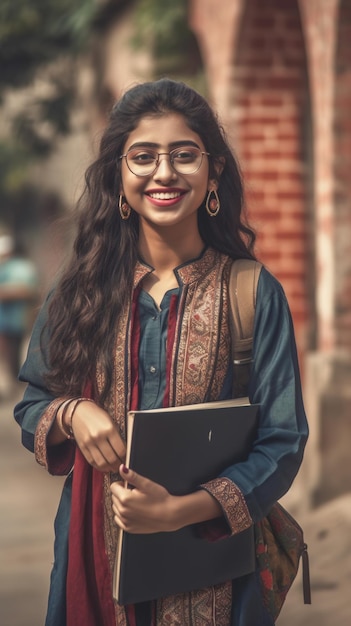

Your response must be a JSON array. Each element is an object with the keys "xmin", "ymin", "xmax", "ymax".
[
  {"xmin": 201, "ymin": 477, "xmax": 252, "ymax": 535},
  {"xmin": 34, "ymin": 396, "xmax": 75, "ymax": 475}
]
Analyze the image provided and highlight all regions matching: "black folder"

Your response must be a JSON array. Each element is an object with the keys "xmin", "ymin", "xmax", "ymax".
[{"xmin": 113, "ymin": 397, "xmax": 259, "ymax": 605}]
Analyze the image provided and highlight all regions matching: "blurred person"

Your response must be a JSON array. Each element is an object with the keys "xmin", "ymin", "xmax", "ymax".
[
  {"xmin": 14, "ymin": 79, "xmax": 308, "ymax": 626},
  {"xmin": 0, "ymin": 232, "xmax": 38, "ymax": 397}
]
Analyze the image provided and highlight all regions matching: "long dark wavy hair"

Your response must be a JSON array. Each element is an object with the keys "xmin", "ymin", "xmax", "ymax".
[{"xmin": 44, "ymin": 78, "xmax": 256, "ymax": 402}]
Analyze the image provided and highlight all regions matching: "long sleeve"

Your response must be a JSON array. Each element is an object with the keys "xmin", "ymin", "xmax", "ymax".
[
  {"xmin": 203, "ymin": 268, "xmax": 308, "ymax": 529},
  {"xmin": 14, "ymin": 295, "xmax": 75, "ymax": 475}
]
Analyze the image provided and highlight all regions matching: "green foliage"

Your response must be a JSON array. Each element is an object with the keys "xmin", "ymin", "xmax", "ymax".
[
  {"xmin": 0, "ymin": 139, "xmax": 38, "ymax": 228},
  {"xmin": 0, "ymin": 0, "xmax": 99, "ymax": 223},
  {"xmin": 10, "ymin": 73, "xmax": 76, "ymax": 158},
  {"xmin": 0, "ymin": 140, "xmax": 30, "ymax": 194},
  {"xmin": 0, "ymin": 0, "xmax": 206, "ymax": 225},
  {"xmin": 0, "ymin": 0, "xmax": 96, "ymax": 90},
  {"xmin": 0, "ymin": 0, "xmax": 97, "ymax": 153},
  {"xmin": 133, "ymin": 0, "xmax": 202, "ymax": 78},
  {"xmin": 133, "ymin": 0, "xmax": 188, "ymax": 48}
]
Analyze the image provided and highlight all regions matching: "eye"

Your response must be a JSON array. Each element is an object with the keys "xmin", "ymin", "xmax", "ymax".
[
  {"xmin": 171, "ymin": 148, "xmax": 199, "ymax": 163},
  {"xmin": 128, "ymin": 149, "xmax": 157, "ymax": 164}
]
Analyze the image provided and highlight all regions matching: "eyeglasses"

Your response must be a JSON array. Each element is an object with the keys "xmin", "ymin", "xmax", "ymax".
[{"xmin": 119, "ymin": 146, "xmax": 210, "ymax": 177}]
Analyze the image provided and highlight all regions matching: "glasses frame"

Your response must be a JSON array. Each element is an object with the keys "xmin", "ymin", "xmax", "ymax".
[{"xmin": 119, "ymin": 146, "xmax": 210, "ymax": 177}]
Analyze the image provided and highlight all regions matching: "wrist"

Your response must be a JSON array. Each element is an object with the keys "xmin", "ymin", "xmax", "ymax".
[
  {"xmin": 56, "ymin": 397, "xmax": 95, "ymax": 439},
  {"xmin": 56, "ymin": 399, "xmax": 76, "ymax": 439},
  {"xmin": 66, "ymin": 398, "xmax": 95, "ymax": 438},
  {"xmin": 170, "ymin": 490, "xmax": 223, "ymax": 531},
  {"xmin": 165, "ymin": 495, "xmax": 185, "ymax": 532}
]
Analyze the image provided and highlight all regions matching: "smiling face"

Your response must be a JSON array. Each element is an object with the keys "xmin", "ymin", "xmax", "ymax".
[{"xmin": 120, "ymin": 112, "xmax": 213, "ymax": 232}]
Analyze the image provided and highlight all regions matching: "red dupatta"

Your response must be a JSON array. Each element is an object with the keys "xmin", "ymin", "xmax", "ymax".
[
  {"xmin": 65, "ymin": 292, "xmax": 180, "ymax": 626},
  {"xmin": 66, "ymin": 447, "xmax": 116, "ymax": 626},
  {"xmin": 66, "ymin": 368, "xmax": 117, "ymax": 625},
  {"xmin": 63, "ymin": 249, "xmax": 226, "ymax": 624}
]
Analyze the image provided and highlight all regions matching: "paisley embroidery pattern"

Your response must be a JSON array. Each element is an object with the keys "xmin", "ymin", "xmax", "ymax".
[
  {"xmin": 156, "ymin": 582, "xmax": 232, "ymax": 625},
  {"xmin": 201, "ymin": 477, "xmax": 252, "ymax": 535},
  {"xmin": 37, "ymin": 249, "xmax": 247, "ymax": 625},
  {"xmin": 34, "ymin": 396, "xmax": 75, "ymax": 475},
  {"xmin": 171, "ymin": 250, "xmax": 231, "ymax": 406}
]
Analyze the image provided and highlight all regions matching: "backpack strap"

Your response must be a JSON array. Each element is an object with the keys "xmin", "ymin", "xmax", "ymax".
[
  {"xmin": 228, "ymin": 259, "xmax": 262, "ymax": 398},
  {"xmin": 228, "ymin": 259, "xmax": 312, "ymax": 605}
]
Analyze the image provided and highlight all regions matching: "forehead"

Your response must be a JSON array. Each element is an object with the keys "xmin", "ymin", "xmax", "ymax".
[{"xmin": 124, "ymin": 112, "xmax": 205, "ymax": 150}]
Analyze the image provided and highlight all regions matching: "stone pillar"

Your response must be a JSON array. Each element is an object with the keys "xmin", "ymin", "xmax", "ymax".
[
  {"xmin": 189, "ymin": 0, "xmax": 244, "ymax": 118},
  {"xmin": 298, "ymin": 0, "xmax": 339, "ymax": 351},
  {"xmin": 298, "ymin": 0, "xmax": 351, "ymax": 506}
]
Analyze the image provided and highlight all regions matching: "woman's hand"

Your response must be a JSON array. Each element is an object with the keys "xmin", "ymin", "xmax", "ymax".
[
  {"xmin": 111, "ymin": 465, "xmax": 178, "ymax": 533},
  {"xmin": 110, "ymin": 465, "xmax": 223, "ymax": 534},
  {"xmin": 70, "ymin": 401, "xmax": 126, "ymax": 473}
]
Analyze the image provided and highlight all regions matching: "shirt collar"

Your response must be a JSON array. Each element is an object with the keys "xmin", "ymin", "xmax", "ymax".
[{"xmin": 134, "ymin": 247, "xmax": 223, "ymax": 288}]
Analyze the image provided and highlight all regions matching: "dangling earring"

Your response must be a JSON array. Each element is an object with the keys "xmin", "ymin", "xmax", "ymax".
[
  {"xmin": 119, "ymin": 194, "xmax": 131, "ymax": 220},
  {"xmin": 206, "ymin": 188, "xmax": 220, "ymax": 217}
]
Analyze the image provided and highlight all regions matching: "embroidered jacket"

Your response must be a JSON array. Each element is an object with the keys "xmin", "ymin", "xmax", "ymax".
[{"xmin": 15, "ymin": 247, "xmax": 308, "ymax": 626}]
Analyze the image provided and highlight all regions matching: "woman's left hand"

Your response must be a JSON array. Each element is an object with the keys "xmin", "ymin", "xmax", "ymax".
[{"xmin": 110, "ymin": 465, "xmax": 180, "ymax": 534}]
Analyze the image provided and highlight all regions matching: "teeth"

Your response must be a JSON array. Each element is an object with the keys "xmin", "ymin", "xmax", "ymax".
[{"xmin": 149, "ymin": 192, "xmax": 181, "ymax": 200}]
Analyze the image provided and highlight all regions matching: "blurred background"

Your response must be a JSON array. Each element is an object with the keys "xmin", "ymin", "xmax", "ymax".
[{"xmin": 0, "ymin": 0, "xmax": 350, "ymax": 624}]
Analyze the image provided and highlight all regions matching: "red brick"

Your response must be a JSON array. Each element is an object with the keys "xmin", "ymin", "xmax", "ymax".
[{"xmin": 251, "ymin": 17, "xmax": 276, "ymax": 29}]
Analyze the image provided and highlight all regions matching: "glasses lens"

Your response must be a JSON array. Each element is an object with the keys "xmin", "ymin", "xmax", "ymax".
[
  {"xmin": 126, "ymin": 149, "xmax": 158, "ymax": 176},
  {"xmin": 170, "ymin": 147, "xmax": 203, "ymax": 174}
]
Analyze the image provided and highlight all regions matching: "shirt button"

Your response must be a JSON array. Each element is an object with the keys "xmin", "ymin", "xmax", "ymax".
[{"xmin": 149, "ymin": 366, "xmax": 156, "ymax": 374}]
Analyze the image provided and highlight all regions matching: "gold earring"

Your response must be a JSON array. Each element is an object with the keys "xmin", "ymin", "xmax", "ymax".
[
  {"xmin": 206, "ymin": 189, "xmax": 220, "ymax": 217},
  {"xmin": 119, "ymin": 195, "xmax": 131, "ymax": 220}
]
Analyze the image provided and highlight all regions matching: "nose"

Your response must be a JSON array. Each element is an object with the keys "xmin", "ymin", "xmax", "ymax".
[{"xmin": 153, "ymin": 153, "xmax": 177, "ymax": 181}]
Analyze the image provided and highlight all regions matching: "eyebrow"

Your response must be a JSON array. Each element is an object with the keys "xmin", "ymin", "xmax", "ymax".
[{"xmin": 126, "ymin": 140, "xmax": 202, "ymax": 151}]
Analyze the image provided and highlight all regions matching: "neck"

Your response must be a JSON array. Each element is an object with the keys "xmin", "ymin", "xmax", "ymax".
[{"xmin": 138, "ymin": 222, "xmax": 204, "ymax": 273}]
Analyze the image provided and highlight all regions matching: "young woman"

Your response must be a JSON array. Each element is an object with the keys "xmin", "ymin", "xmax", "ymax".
[{"xmin": 15, "ymin": 78, "xmax": 308, "ymax": 626}]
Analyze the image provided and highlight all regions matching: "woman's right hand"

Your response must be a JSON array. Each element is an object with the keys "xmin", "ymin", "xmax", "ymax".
[{"xmin": 69, "ymin": 401, "xmax": 126, "ymax": 473}]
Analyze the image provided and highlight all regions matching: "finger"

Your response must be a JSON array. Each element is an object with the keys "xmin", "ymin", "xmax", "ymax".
[
  {"xmin": 80, "ymin": 443, "xmax": 123, "ymax": 473},
  {"xmin": 110, "ymin": 481, "xmax": 132, "ymax": 528},
  {"xmin": 98, "ymin": 439, "xmax": 125, "ymax": 469},
  {"xmin": 73, "ymin": 406, "xmax": 125, "ymax": 457},
  {"xmin": 80, "ymin": 433, "xmax": 125, "ymax": 470},
  {"xmin": 110, "ymin": 494, "xmax": 127, "ymax": 528},
  {"xmin": 112, "ymin": 508, "xmax": 129, "ymax": 531},
  {"xmin": 108, "ymin": 432, "xmax": 126, "ymax": 463},
  {"xmin": 110, "ymin": 481, "xmax": 125, "ymax": 499},
  {"xmin": 119, "ymin": 464, "xmax": 154, "ymax": 491},
  {"xmin": 110, "ymin": 479, "xmax": 124, "ymax": 489}
]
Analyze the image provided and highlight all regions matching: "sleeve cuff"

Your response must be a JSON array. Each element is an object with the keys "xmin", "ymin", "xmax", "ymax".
[
  {"xmin": 34, "ymin": 397, "xmax": 75, "ymax": 475},
  {"xmin": 201, "ymin": 477, "xmax": 252, "ymax": 535}
]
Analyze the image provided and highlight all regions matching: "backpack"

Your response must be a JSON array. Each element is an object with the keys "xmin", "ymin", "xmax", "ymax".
[{"xmin": 228, "ymin": 259, "xmax": 311, "ymax": 620}]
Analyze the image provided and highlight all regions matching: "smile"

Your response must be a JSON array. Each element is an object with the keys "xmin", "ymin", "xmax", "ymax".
[{"xmin": 148, "ymin": 191, "xmax": 182, "ymax": 200}]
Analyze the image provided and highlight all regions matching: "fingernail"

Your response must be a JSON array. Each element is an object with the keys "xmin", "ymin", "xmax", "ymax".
[{"xmin": 122, "ymin": 464, "xmax": 129, "ymax": 474}]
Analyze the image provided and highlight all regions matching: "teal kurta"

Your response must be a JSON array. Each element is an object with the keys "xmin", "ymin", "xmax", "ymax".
[{"xmin": 14, "ymin": 254, "xmax": 308, "ymax": 626}]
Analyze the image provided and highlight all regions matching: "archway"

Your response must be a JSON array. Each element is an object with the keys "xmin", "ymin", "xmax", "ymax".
[{"xmin": 230, "ymin": 0, "xmax": 312, "ymax": 354}]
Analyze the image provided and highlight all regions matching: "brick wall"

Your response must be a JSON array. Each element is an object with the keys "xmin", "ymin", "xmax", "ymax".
[
  {"xmin": 229, "ymin": 0, "xmax": 311, "ymax": 351},
  {"xmin": 190, "ymin": 0, "xmax": 351, "ymax": 506}
]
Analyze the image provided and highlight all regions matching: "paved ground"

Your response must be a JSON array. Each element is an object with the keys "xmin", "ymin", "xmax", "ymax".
[
  {"xmin": 1, "ymin": 387, "xmax": 350, "ymax": 626},
  {"xmin": 0, "ymin": 387, "xmax": 64, "ymax": 626}
]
